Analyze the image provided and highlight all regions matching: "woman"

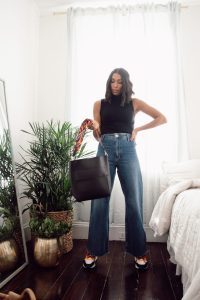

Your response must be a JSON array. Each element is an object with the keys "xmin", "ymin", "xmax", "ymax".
[{"xmin": 83, "ymin": 68, "xmax": 167, "ymax": 270}]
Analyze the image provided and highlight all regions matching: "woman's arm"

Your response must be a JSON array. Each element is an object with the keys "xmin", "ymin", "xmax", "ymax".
[
  {"xmin": 92, "ymin": 100, "xmax": 101, "ymax": 140},
  {"xmin": 131, "ymin": 98, "xmax": 167, "ymax": 140}
]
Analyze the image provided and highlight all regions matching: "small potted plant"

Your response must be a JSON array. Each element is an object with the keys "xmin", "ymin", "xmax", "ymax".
[
  {"xmin": 0, "ymin": 208, "xmax": 19, "ymax": 273},
  {"xmin": 29, "ymin": 207, "xmax": 69, "ymax": 267},
  {"xmin": 0, "ymin": 129, "xmax": 24, "ymax": 256}
]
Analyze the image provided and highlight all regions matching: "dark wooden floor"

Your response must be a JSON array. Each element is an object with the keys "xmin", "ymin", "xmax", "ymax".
[{"xmin": 0, "ymin": 240, "xmax": 183, "ymax": 300}]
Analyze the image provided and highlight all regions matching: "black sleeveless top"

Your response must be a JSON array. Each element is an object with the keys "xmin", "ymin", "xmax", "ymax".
[{"xmin": 100, "ymin": 95, "xmax": 134, "ymax": 135}]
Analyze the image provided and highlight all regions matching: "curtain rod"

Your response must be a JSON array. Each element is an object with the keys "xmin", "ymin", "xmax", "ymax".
[{"xmin": 53, "ymin": 4, "xmax": 188, "ymax": 15}]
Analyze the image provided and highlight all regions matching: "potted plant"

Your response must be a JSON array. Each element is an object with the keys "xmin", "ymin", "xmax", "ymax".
[
  {"xmin": 0, "ymin": 129, "xmax": 25, "ymax": 256},
  {"xmin": 0, "ymin": 208, "xmax": 19, "ymax": 273},
  {"xmin": 29, "ymin": 214, "xmax": 69, "ymax": 239},
  {"xmin": 29, "ymin": 207, "xmax": 69, "ymax": 267},
  {"xmin": 16, "ymin": 120, "xmax": 91, "ymax": 252}
]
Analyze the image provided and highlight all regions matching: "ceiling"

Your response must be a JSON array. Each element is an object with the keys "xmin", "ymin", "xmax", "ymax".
[
  {"xmin": 34, "ymin": 0, "xmax": 86, "ymax": 10},
  {"xmin": 34, "ymin": 0, "xmax": 200, "ymax": 11}
]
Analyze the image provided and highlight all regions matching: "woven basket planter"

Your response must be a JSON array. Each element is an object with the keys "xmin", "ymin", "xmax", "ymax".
[{"xmin": 47, "ymin": 210, "xmax": 73, "ymax": 253}]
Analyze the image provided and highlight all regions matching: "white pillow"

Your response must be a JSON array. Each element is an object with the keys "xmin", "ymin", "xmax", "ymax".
[{"xmin": 160, "ymin": 159, "xmax": 200, "ymax": 192}]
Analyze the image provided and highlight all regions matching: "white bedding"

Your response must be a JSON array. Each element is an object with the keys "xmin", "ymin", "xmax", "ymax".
[{"xmin": 149, "ymin": 179, "xmax": 200, "ymax": 300}]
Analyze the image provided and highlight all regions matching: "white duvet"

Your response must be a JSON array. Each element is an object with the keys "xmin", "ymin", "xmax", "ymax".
[{"xmin": 149, "ymin": 179, "xmax": 200, "ymax": 300}]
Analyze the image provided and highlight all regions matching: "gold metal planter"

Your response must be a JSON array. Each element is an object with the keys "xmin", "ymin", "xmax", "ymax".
[
  {"xmin": 33, "ymin": 237, "xmax": 62, "ymax": 267},
  {"xmin": 0, "ymin": 238, "xmax": 19, "ymax": 273}
]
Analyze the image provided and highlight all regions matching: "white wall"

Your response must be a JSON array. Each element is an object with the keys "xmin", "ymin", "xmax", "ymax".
[
  {"xmin": 0, "ymin": 0, "xmax": 39, "ymax": 159},
  {"xmin": 37, "ymin": 14, "xmax": 68, "ymax": 122},
  {"xmin": 0, "ymin": 0, "xmax": 39, "ymax": 227}
]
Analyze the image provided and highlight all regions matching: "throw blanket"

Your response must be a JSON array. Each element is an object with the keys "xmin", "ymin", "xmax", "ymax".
[{"xmin": 149, "ymin": 178, "xmax": 200, "ymax": 236}]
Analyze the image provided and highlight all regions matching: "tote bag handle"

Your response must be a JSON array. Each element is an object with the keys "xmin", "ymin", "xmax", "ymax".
[
  {"xmin": 73, "ymin": 118, "xmax": 93, "ymax": 156},
  {"xmin": 73, "ymin": 118, "xmax": 107, "ymax": 156}
]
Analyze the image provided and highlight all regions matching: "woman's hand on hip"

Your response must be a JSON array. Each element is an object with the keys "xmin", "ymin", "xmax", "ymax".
[
  {"xmin": 91, "ymin": 120, "xmax": 101, "ymax": 140},
  {"xmin": 130, "ymin": 129, "xmax": 138, "ymax": 141},
  {"xmin": 92, "ymin": 120, "xmax": 100, "ymax": 131}
]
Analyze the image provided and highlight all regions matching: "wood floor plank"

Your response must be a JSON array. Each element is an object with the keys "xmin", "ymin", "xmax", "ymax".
[
  {"xmin": 135, "ymin": 243, "xmax": 176, "ymax": 300},
  {"xmin": 0, "ymin": 239, "xmax": 84, "ymax": 300},
  {"xmin": 0, "ymin": 240, "xmax": 183, "ymax": 300},
  {"xmin": 42, "ymin": 240, "xmax": 87, "ymax": 300},
  {"xmin": 119, "ymin": 252, "xmax": 140, "ymax": 300},
  {"xmin": 100, "ymin": 241, "xmax": 129, "ymax": 300},
  {"xmin": 160, "ymin": 243, "xmax": 183, "ymax": 300},
  {"xmin": 80, "ymin": 241, "xmax": 117, "ymax": 300},
  {"xmin": 61, "ymin": 242, "xmax": 125, "ymax": 300}
]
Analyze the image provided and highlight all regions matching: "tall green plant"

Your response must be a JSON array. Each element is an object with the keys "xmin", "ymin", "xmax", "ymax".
[
  {"xmin": 16, "ymin": 121, "xmax": 92, "ymax": 213},
  {"xmin": 0, "ymin": 129, "xmax": 17, "ymax": 216}
]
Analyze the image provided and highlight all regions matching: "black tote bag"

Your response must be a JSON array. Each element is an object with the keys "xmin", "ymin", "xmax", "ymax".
[
  {"xmin": 69, "ymin": 119, "xmax": 111, "ymax": 202},
  {"xmin": 70, "ymin": 155, "xmax": 111, "ymax": 201}
]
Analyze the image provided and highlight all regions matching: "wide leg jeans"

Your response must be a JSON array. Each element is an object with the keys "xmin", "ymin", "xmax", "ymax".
[{"xmin": 87, "ymin": 133, "xmax": 147, "ymax": 257}]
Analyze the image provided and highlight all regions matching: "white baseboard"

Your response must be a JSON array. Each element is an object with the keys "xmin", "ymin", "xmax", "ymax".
[
  {"xmin": 23, "ymin": 221, "xmax": 167, "ymax": 243},
  {"xmin": 72, "ymin": 221, "xmax": 168, "ymax": 242}
]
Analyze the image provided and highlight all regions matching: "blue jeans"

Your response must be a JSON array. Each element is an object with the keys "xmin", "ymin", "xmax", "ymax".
[{"xmin": 87, "ymin": 133, "xmax": 147, "ymax": 257}]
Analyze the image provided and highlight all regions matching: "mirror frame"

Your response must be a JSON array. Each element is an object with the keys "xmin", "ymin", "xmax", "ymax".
[{"xmin": 0, "ymin": 78, "xmax": 28, "ymax": 289}]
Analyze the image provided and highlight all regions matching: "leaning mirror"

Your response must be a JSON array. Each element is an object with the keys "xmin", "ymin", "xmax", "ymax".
[{"xmin": 0, "ymin": 79, "xmax": 28, "ymax": 288}]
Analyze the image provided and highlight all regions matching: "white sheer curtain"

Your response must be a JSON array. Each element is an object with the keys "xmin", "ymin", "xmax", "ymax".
[{"xmin": 65, "ymin": 2, "xmax": 188, "ymax": 227}]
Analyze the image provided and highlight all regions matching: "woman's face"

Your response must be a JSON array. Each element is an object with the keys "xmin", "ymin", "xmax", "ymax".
[{"xmin": 111, "ymin": 73, "xmax": 123, "ymax": 96}]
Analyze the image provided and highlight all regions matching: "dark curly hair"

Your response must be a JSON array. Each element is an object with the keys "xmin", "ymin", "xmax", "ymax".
[{"xmin": 105, "ymin": 68, "xmax": 134, "ymax": 106}]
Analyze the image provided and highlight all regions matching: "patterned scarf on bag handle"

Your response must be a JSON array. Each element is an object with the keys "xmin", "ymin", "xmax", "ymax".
[{"xmin": 73, "ymin": 118, "xmax": 93, "ymax": 156}]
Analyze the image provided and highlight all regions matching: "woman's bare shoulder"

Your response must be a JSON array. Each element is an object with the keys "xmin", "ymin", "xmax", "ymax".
[
  {"xmin": 132, "ymin": 97, "xmax": 141, "ymax": 103},
  {"xmin": 93, "ymin": 100, "xmax": 101, "ymax": 108},
  {"xmin": 93, "ymin": 100, "xmax": 101, "ymax": 113},
  {"xmin": 132, "ymin": 98, "xmax": 142, "ymax": 113},
  {"xmin": 94, "ymin": 100, "xmax": 101, "ymax": 105}
]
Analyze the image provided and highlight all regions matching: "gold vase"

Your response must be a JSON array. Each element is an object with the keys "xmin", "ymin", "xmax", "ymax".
[
  {"xmin": 0, "ymin": 238, "xmax": 19, "ymax": 273},
  {"xmin": 34, "ymin": 237, "xmax": 62, "ymax": 267}
]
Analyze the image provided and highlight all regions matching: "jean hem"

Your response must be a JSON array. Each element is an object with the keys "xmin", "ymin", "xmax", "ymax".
[
  {"xmin": 87, "ymin": 248, "xmax": 109, "ymax": 257},
  {"xmin": 125, "ymin": 249, "xmax": 148, "ymax": 257}
]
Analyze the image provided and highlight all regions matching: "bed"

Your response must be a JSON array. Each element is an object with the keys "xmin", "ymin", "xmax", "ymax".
[{"xmin": 149, "ymin": 160, "xmax": 200, "ymax": 300}]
